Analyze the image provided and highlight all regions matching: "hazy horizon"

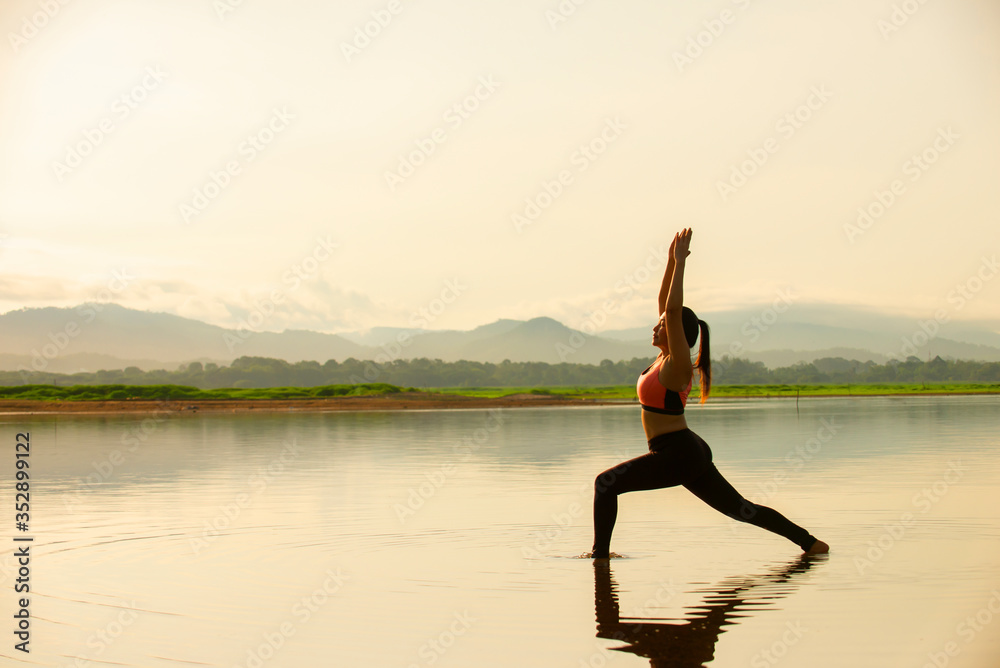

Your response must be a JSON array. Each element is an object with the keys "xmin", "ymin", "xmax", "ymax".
[
  {"xmin": 1, "ymin": 0, "xmax": 998, "ymax": 337},
  {"xmin": 3, "ymin": 299, "xmax": 999, "ymax": 337}
]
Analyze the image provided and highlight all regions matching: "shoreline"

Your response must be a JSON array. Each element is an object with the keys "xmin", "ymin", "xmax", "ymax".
[
  {"xmin": 0, "ymin": 392, "xmax": 616, "ymax": 416},
  {"xmin": 1, "ymin": 389, "xmax": 998, "ymax": 415}
]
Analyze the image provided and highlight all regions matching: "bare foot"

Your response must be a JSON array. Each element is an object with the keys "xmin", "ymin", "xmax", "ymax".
[{"xmin": 804, "ymin": 539, "xmax": 830, "ymax": 555}]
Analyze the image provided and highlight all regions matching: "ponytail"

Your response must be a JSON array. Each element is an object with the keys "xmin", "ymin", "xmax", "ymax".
[
  {"xmin": 681, "ymin": 307, "xmax": 712, "ymax": 403},
  {"xmin": 695, "ymin": 319, "xmax": 711, "ymax": 403}
]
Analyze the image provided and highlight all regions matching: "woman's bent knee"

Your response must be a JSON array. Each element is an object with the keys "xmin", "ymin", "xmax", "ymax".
[
  {"xmin": 595, "ymin": 466, "xmax": 624, "ymax": 496},
  {"xmin": 595, "ymin": 472, "xmax": 615, "ymax": 496}
]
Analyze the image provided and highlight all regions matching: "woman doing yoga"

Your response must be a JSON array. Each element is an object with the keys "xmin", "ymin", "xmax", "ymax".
[{"xmin": 590, "ymin": 228, "xmax": 829, "ymax": 560}]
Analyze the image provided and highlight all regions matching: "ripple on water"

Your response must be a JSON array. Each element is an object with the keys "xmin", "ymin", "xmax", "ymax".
[{"xmin": 7, "ymin": 402, "xmax": 1000, "ymax": 668}]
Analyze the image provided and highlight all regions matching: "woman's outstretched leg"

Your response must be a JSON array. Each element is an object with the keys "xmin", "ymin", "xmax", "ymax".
[{"xmin": 683, "ymin": 462, "xmax": 821, "ymax": 552}]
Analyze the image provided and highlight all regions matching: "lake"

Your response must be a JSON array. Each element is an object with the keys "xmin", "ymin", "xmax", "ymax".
[{"xmin": 1, "ymin": 395, "xmax": 998, "ymax": 667}]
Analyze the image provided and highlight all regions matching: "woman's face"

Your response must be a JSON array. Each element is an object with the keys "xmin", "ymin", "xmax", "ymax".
[{"xmin": 652, "ymin": 314, "xmax": 667, "ymax": 347}]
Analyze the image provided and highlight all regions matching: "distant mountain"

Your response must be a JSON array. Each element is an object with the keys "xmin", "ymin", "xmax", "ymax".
[
  {"xmin": 403, "ymin": 319, "xmax": 524, "ymax": 359},
  {"xmin": 1, "ymin": 302, "xmax": 998, "ymax": 373},
  {"xmin": 0, "ymin": 307, "xmax": 651, "ymax": 370},
  {"xmin": 231, "ymin": 329, "xmax": 368, "ymax": 362},
  {"xmin": 442, "ymin": 316, "xmax": 648, "ymax": 364},
  {"xmin": 334, "ymin": 318, "xmax": 647, "ymax": 364},
  {"xmin": 601, "ymin": 304, "xmax": 1000, "ymax": 362},
  {"xmin": 336, "ymin": 326, "xmax": 428, "ymax": 347},
  {"xmin": 337, "ymin": 319, "xmax": 525, "ymax": 349},
  {"xmin": 0, "ymin": 304, "xmax": 365, "ymax": 372}
]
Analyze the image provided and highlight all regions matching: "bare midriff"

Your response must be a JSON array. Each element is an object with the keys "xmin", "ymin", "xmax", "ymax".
[{"xmin": 641, "ymin": 410, "xmax": 689, "ymax": 442}]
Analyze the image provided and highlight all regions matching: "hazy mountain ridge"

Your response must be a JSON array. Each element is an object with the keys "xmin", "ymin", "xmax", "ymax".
[
  {"xmin": 601, "ymin": 303, "xmax": 1000, "ymax": 363},
  {"xmin": 1, "ymin": 303, "xmax": 998, "ymax": 374}
]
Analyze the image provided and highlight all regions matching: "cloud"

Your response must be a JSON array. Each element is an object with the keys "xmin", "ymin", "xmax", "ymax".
[
  {"xmin": 213, "ymin": 279, "xmax": 395, "ymax": 333},
  {"xmin": 0, "ymin": 275, "xmax": 74, "ymax": 305}
]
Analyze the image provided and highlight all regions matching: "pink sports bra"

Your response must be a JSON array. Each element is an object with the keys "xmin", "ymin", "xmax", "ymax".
[{"xmin": 637, "ymin": 358, "xmax": 692, "ymax": 415}]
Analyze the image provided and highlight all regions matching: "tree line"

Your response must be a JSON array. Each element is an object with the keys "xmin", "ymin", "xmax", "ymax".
[{"xmin": 2, "ymin": 354, "xmax": 999, "ymax": 389}]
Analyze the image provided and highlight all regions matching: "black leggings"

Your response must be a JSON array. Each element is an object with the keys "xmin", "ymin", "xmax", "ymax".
[{"xmin": 592, "ymin": 428, "xmax": 816, "ymax": 558}]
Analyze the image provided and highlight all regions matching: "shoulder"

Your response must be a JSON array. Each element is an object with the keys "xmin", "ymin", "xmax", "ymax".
[{"xmin": 658, "ymin": 354, "xmax": 694, "ymax": 390}]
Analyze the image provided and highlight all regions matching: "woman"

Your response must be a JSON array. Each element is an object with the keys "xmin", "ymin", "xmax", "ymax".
[{"xmin": 591, "ymin": 228, "xmax": 829, "ymax": 559}]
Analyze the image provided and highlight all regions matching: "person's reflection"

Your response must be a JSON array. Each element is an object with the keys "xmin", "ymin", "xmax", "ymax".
[{"xmin": 593, "ymin": 555, "xmax": 824, "ymax": 667}]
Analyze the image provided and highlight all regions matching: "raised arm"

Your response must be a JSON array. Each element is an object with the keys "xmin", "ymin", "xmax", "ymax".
[
  {"xmin": 657, "ymin": 236, "xmax": 676, "ymax": 317},
  {"xmin": 661, "ymin": 229, "xmax": 693, "ymax": 386},
  {"xmin": 665, "ymin": 229, "xmax": 690, "ymax": 314}
]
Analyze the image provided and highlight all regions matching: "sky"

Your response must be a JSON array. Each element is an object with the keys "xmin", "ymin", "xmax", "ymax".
[{"xmin": 0, "ymin": 0, "xmax": 998, "ymax": 336}]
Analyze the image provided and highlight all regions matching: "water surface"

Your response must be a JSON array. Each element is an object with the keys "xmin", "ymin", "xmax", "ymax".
[{"xmin": 1, "ymin": 395, "xmax": 998, "ymax": 666}]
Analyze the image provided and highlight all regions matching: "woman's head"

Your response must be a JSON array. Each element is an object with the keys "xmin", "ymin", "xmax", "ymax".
[
  {"xmin": 681, "ymin": 307, "xmax": 700, "ymax": 348},
  {"xmin": 652, "ymin": 307, "xmax": 701, "ymax": 348},
  {"xmin": 653, "ymin": 306, "xmax": 712, "ymax": 403}
]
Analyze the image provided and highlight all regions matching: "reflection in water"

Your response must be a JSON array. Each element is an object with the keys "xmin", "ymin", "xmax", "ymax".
[
  {"xmin": 593, "ymin": 555, "xmax": 825, "ymax": 667},
  {"xmin": 2, "ymin": 398, "xmax": 996, "ymax": 666}
]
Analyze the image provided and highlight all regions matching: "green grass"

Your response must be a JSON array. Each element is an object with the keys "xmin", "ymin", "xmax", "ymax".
[
  {"xmin": 0, "ymin": 383, "xmax": 410, "ymax": 402},
  {"xmin": 433, "ymin": 382, "xmax": 1000, "ymax": 399},
  {"xmin": 709, "ymin": 383, "xmax": 1000, "ymax": 397},
  {"xmin": 0, "ymin": 382, "xmax": 997, "ymax": 403},
  {"xmin": 432, "ymin": 385, "xmax": 635, "ymax": 399}
]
